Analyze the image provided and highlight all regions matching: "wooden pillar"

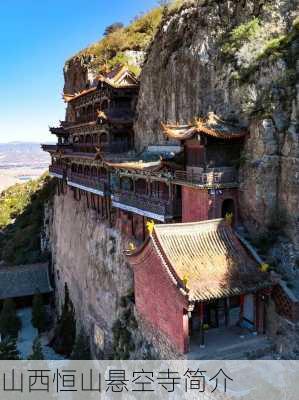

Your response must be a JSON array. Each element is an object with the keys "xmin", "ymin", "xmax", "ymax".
[
  {"xmin": 183, "ymin": 310, "xmax": 189, "ymax": 353},
  {"xmin": 199, "ymin": 302, "xmax": 205, "ymax": 348},
  {"xmin": 225, "ymin": 298, "xmax": 230, "ymax": 327},
  {"xmin": 239, "ymin": 294, "xmax": 245, "ymax": 325}
]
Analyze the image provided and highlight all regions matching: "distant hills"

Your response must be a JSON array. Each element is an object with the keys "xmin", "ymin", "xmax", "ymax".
[
  {"xmin": 0, "ymin": 142, "xmax": 51, "ymax": 192},
  {"xmin": 0, "ymin": 142, "xmax": 51, "ymax": 168}
]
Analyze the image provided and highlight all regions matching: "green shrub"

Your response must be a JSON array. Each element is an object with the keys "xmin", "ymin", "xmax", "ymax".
[
  {"xmin": 0, "ymin": 174, "xmax": 55, "ymax": 265},
  {"xmin": 28, "ymin": 337, "xmax": 44, "ymax": 360},
  {"xmin": 32, "ymin": 294, "xmax": 47, "ymax": 333},
  {"xmin": 222, "ymin": 18, "xmax": 261, "ymax": 56},
  {"xmin": 0, "ymin": 299, "xmax": 21, "ymax": 339}
]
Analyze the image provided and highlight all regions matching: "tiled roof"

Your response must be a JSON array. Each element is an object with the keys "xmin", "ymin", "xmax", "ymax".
[
  {"xmin": 104, "ymin": 159, "xmax": 162, "ymax": 171},
  {"xmin": 150, "ymin": 219, "xmax": 271, "ymax": 301},
  {"xmin": 0, "ymin": 263, "xmax": 53, "ymax": 300},
  {"xmin": 162, "ymin": 112, "xmax": 248, "ymax": 141},
  {"xmin": 104, "ymin": 145, "xmax": 183, "ymax": 171},
  {"xmin": 63, "ymin": 87, "xmax": 97, "ymax": 102}
]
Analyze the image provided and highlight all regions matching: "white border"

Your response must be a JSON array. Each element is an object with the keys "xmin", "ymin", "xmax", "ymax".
[
  {"xmin": 67, "ymin": 180, "xmax": 104, "ymax": 196},
  {"xmin": 111, "ymin": 200, "xmax": 165, "ymax": 222}
]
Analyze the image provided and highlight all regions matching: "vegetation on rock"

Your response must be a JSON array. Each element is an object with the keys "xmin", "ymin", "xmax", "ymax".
[
  {"xmin": 0, "ymin": 337, "xmax": 20, "ymax": 360},
  {"xmin": 71, "ymin": 330, "xmax": 91, "ymax": 360},
  {"xmin": 52, "ymin": 283, "xmax": 76, "ymax": 356},
  {"xmin": 0, "ymin": 174, "xmax": 55, "ymax": 265},
  {"xmin": 0, "ymin": 299, "xmax": 21, "ymax": 339},
  {"xmin": 31, "ymin": 294, "xmax": 47, "ymax": 333},
  {"xmin": 67, "ymin": 7, "xmax": 164, "ymax": 75},
  {"xmin": 28, "ymin": 337, "xmax": 44, "ymax": 360},
  {"xmin": 112, "ymin": 291, "xmax": 137, "ymax": 360}
]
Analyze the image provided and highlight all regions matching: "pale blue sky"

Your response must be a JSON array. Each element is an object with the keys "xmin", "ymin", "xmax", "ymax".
[{"xmin": 0, "ymin": 0, "xmax": 158, "ymax": 143}]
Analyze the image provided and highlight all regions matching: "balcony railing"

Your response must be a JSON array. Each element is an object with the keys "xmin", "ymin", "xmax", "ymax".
[
  {"xmin": 42, "ymin": 144, "xmax": 72, "ymax": 152},
  {"xmin": 72, "ymin": 141, "xmax": 131, "ymax": 154},
  {"xmin": 174, "ymin": 167, "xmax": 237, "ymax": 186},
  {"xmin": 67, "ymin": 173, "xmax": 107, "ymax": 194},
  {"xmin": 73, "ymin": 143, "xmax": 97, "ymax": 153},
  {"xmin": 112, "ymin": 189, "xmax": 181, "ymax": 221},
  {"xmin": 49, "ymin": 165, "xmax": 65, "ymax": 177}
]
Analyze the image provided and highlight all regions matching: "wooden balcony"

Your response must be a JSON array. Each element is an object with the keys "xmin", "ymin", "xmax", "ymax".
[
  {"xmin": 67, "ymin": 173, "xmax": 107, "ymax": 196},
  {"xmin": 49, "ymin": 165, "xmax": 65, "ymax": 178},
  {"xmin": 111, "ymin": 190, "xmax": 181, "ymax": 222},
  {"xmin": 42, "ymin": 144, "xmax": 72, "ymax": 153},
  {"xmin": 72, "ymin": 141, "xmax": 131, "ymax": 154},
  {"xmin": 174, "ymin": 167, "xmax": 238, "ymax": 187}
]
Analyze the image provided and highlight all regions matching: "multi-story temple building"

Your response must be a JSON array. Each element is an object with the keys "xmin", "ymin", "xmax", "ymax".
[{"xmin": 43, "ymin": 65, "xmax": 274, "ymax": 355}]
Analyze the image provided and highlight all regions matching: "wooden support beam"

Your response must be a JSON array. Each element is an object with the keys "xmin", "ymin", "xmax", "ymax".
[
  {"xmin": 199, "ymin": 302, "xmax": 205, "ymax": 348},
  {"xmin": 239, "ymin": 294, "xmax": 245, "ymax": 325}
]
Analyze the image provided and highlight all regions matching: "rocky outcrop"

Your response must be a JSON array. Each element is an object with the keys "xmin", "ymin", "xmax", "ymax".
[
  {"xmin": 64, "ymin": 56, "xmax": 97, "ymax": 94},
  {"xmin": 134, "ymin": 0, "xmax": 299, "ymax": 260}
]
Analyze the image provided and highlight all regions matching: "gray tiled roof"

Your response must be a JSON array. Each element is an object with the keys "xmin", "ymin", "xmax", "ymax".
[{"xmin": 0, "ymin": 263, "xmax": 53, "ymax": 300}]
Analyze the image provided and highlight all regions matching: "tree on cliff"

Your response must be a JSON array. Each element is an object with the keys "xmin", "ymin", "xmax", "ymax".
[
  {"xmin": 31, "ymin": 294, "xmax": 46, "ymax": 333},
  {"xmin": 28, "ymin": 337, "xmax": 44, "ymax": 360},
  {"xmin": 52, "ymin": 283, "xmax": 76, "ymax": 356},
  {"xmin": 71, "ymin": 329, "xmax": 91, "ymax": 360},
  {"xmin": 0, "ymin": 337, "xmax": 20, "ymax": 360},
  {"xmin": 104, "ymin": 22, "xmax": 124, "ymax": 37},
  {"xmin": 0, "ymin": 299, "xmax": 21, "ymax": 339}
]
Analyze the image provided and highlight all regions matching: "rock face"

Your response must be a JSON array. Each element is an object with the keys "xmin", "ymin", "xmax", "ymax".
[
  {"xmin": 63, "ymin": 56, "xmax": 97, "ymax": 94},
  {"xmin": 51, "ymin": 189, "xmax": 133, "ymax": 356},
  {"xmin": 134, "ymin": 0, "xmax": 299, "ymax": 262}
]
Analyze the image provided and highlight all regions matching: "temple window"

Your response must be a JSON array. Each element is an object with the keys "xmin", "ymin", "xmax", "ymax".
[
  {"xmin": 151, "ymin": 181, "xmax": 169, "ymax": 201},
  {"xmin": 120, "ymin": 177, "xmax": 133, "ymax": 192},
  {"xmin": 86, "ymin": 134, "xmax": 92, "ymax": 144},
  {"xmin": 91, "ymin": 166, "xmax": 98, "ymax": 178},
  {"xmin": 99, "ymin": 167, "xmax": 107, "ymax": 180},
  {"xmin": 186, "ymin": 145, "xmax": 205, "ymax": 167},
  {"xmin": 84, "ymin": 165, "xmax": 90, "ymax": 176},
  {"xmin": 100, "ymin": 133, "xmax": 108, "ymax": 145},
  {"xmin": 101, "ymin": 99, "xmax": 108, "ymax": 110},
  {"xmin": 135, "ymin": 179, "xmax": 147, "ymax": 196}
]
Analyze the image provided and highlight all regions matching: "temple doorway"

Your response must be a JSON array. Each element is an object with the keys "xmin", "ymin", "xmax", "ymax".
[{"xmin": 221, "ymin": 198, "xmax": 235, "ymax": 224}]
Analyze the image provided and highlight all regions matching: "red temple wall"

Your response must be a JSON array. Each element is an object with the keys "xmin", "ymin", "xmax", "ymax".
[
  {"xmin": 182, "ymin": 186, "xmax": 239, "ymax": 224},
  {"xmin": 130, "ymin": 241, "xmax": 189, "ymax": 353},
  {"xmin": 182, "ymin": 187, "xmax": 209, "ymax": 222}
]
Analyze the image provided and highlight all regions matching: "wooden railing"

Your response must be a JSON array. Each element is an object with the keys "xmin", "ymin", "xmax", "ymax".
[
  {"xmin": 42, "ymin": 144, "xmax": 72, "ymax": 152},
  {"xmin": 72, "ymin": 141, "xmax": 131, "ymax": 154},
  {"xmin": 68, "ymin": 173, "xmax": 107, "ymax": 192},
  {"xmin": 112, "ymin": 189, "xmax": 181, "ymax": 218},
  {"xmin": 174, "ymin": 167, "xmax": 237, "ymax": 185},
  {"xmin": 49, "ymin": 165, "xmax": 65, "ymax": 176}
]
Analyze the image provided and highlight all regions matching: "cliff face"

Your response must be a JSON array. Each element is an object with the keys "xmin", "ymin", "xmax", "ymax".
[
  {"xmin": 51, "ymin": 190, "xmax": 133, "ymax": 356},
  {"xmin": 134, "ymin": 0, "xmax": 299, "ymax": 266}
]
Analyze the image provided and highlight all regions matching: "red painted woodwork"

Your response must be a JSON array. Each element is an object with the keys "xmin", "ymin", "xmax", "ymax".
[
  {"xmin": 128, "ymin": 239, "xmax": 189, "ymax": 353},
  {"xmin": 182, "ymin": 187, "xmax": 209, "ymax": 222},
  {"xmin": 182, "ymin": 186, "xmax": 239, "ymax": 224}
]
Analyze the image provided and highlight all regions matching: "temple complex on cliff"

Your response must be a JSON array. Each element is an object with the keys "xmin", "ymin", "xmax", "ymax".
[{"xmin": 42, "ymin": 64, "xmax": 275, "ymax": 355}]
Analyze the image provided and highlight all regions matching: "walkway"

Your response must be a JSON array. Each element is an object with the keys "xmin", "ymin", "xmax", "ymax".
[{"xmin": 188, "ymin": 326, "xmax": 273, "ymax": 359}]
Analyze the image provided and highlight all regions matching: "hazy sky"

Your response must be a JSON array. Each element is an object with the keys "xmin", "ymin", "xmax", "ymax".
[{"xmin": 0, "ymin": 0, "xmax": 158, "ymax": 143}]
